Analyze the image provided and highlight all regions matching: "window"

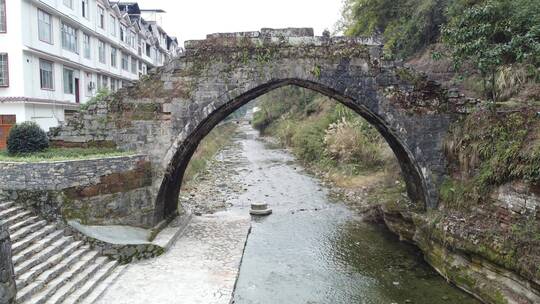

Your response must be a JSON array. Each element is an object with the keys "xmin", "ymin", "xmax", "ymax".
[
  {"xmin": 39, "ymin": 59, "xmax": 54, "ymax": 90},
  {"xmin": 110, "ymin": 78, "xmax": 116, "ymax": 91},
  {"xmin": 131, "ymin": 56, "xmax": 137, "ymax": 74},
  {"xmin": 109, "ymin": 16, "xmax": 116, "ymax": 36},
  {"xmin": 0, "ymin": 53, "xmax": 8, "ymax": 87},
  {"xmin": 120, "ymin": 25, "xmax": 125, "ymax": 42},
  {"xmin": 83, "ymin": 33, "xmax": 91, "ymax": 59},
  {"xmin": 96, "ymin": 74, "xmax": 101, "ymax": 90},
  {"xmin": 101, "ymin": 75, "xmax": 108, "ymax": 89},
  {"xmin": 0, "ymin": 0, "xmax": 6, "ymax": 33},
  {"xmin": 138, "ymin": 41, "xmax": 143, "ymax": 56},
  {"xmin": 38, "ymin": 9, "xmax": 52, "ymax": 44},
  {"xmin": 63, "ymin": 68, "xmax": 74, "ymax": 94},
  {"xmin": 130, "ymin": 31, "xmax": 136, "ymax": 48},
  {"xmin": 61, "ymin": 23, "xmax": 78, "ymax": 53},
  {"xmin": 97, "ymin": 6, "xmax": 104, "ymax": 29},
  {"xmin": 101, "ymin": 75, "xmax": 109, "ymax": 89},
  {"xmin": 146, "ymin": 43, "xmax": 151, "ymax": 57},
  {"xmin": 98, "ymin": 40, "xmax": 106, "ymax": 63},
  {"xmin": 121, "ymin": 53, "xmax": 129, "ymax": 71},
  {"xmin": 85, "ymin": 72, "xmax": 92, "ymax": 96},
  {"xmin": 110, "ymin": 47, "xmax": 117, "ymax": 67},
  {"xmin": 63, "ymin": 0, "xmax": 73, "ymax": 9},
  {"xmin": 81, "ymin": 0, "xmax": 88, "ymax": 18}
]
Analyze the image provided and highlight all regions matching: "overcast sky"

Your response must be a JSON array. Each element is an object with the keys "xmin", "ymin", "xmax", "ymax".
[{"xmin": 135, "ymin": 0, "xmax": 345, "ymax": 46}]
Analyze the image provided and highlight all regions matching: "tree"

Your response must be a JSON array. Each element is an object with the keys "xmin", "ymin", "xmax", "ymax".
[
  {"xmin": 442, "ymin": 0, "xmax": 540, "ymax": 101},
  {"xmin": 342, "ymin": 0, "xmax": 448, "ymax": 58}
]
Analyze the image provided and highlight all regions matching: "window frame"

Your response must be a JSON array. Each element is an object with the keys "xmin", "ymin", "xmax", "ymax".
[
  {"xmin": 0, "ymin": 0, "xmax": 7, "ymax": 33},
  {"xmin": 0, "ymin": 53, "xmax": 8, "ymax": 87},
  {"xmin": 85, "ymin": 72, "xmax": 93, "ymax": 96},
  {"xmin": 63, "ymin": 67, "xmax": 74, "ymax": 94},
  {"xmin": 120, "ymin": 24, "xmax": 126, "ymax": 43},
  {"xmin": 101, "ymin": 75, "xmax": 108, "ymax": 89},
  {"xmin": 131, "ymin": 56, "xmax": 137, "ymax": 74},
  {"xmin": 110, "ymin": 78, "xmax": 116, "ymax": 91},
  {"xmin": 109, "ymin": 15, "xmax": 116, "ymax": 37},
  {"xmin": 110, "ymin": 47, "xmax": 117, "ymax": 67},
  {"xmin": 39, "ymin": 59, "xmax": 54, "ymax": 91},
  {"xmin": 38, "ymin": 9, "xmax": 53, "ymax": 44},
  {"xmin": 61, "ymin": 22, "xmax": 78, "ymax": 53},
  {"xmin": 81, "ymin": 0, "xmax": 89, "ymax": 19},
  {"xmin": 97, "ymin": 5, "xmax": 105, "ymax": 29},
  {"xmin": 83, "ymin": 33, "xmax": 91, "ymax": 59},
  {"xmin": 98, "ymin": 40, "xmax": 106, "ymax": 64},
  {"xmin": 121, "ymin": 52, "xmax": 129, "ymax": 71}
]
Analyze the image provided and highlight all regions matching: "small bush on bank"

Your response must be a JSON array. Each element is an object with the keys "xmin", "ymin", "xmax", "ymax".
[
  {"xmin": 7, "ymin": 122, "xmax": 49, "ymax": 155},
  {"xmin": 324, "ymin": 118, "xmax": 387, "ymax": 169}
]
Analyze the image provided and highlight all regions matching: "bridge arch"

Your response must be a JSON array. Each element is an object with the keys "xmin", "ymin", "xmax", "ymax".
[
  {"xmin": 50, "ymin": 28, "xmax": 467, "ymax": 227},
  {"xmin": 154, "ymin": 78, "xmax": 431, "ymax": 222}
]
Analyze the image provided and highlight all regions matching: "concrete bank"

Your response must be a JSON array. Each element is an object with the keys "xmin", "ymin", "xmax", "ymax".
[{"xmin": 96, "ymin": 212, "xmax": 250, "ymax": 304}]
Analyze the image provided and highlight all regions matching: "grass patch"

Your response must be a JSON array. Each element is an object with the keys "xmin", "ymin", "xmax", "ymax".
[
  {"xmin": 0, "ymin": 148, "xmax": 133, "ymax": 162},
  {"xmin": 442, "ymin": 107, "xmax": 540, "ymax": 209},
  {"xmin": 252, "ymin": 86, "xmax": 410, "ymax": 209},
  {"xmin": 182, "ymin": 122, "xmax": 239, "ymax": 185}
]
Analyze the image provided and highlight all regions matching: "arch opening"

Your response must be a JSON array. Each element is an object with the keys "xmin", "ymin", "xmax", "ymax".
[{"xmin": 154, "ymin": 79, "xmax": 429, "ymax": 223}]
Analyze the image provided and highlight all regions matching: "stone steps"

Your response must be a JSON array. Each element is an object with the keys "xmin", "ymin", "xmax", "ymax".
[
  {"xmin": 0, "ymin": 201, "xmax": 121, "ymax": 304},
  {"xmin": 0, "ymin": 200, "xmax": 15, "ymax": 210},
  {"xmin": 0, "ymin": 206, "xmax": 25, "ymax": 219},
  {"xmin": 15, "ymin": 239, "xmax": 82, "ymax": 289},
  {"xmin": 48, "ymin": 259, "xmax": 118, "ymax": 304},
  {"xmin": 12, "ymin": 225, "xmax": 60, "ymax": 256},
  {"xmin": 10, "ymin": 220, "xmax": 49, "ymax": 243},
  {"xmin": 10, "ymin": 216, "xmax": 41, "ymax": 233},
  {"xmin": 17, "ymin": 249, "xmax": 99, "ymax": 303},
  {"xmin": 77, "ymin": 264, "xmax": 127, "ymax": 304},
  {"xmin": 5, "ymin": 210, "xmax": 34, "ymax": 227}
]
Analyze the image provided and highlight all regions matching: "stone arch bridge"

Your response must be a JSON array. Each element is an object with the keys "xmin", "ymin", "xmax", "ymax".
[{"xmin": 41, "ymin": 28, "xmax": 474, "ymax": 229}]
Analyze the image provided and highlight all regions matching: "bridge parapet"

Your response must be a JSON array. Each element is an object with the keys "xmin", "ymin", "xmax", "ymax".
[{"xmin": 184, "ymin": 27, "xmax": 382, "ymax": 53}]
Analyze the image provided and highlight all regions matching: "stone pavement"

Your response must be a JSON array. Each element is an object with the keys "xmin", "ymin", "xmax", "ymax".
[{"xmin": 96, "ymin": 211, "xmax": 250, "ymax": 304}]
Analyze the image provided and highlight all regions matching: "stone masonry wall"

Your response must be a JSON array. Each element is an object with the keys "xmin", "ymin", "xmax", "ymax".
[
  {"xmin": 0, "ymin": 155, "xmax": 155, "ymax": 228},
  {"xmin": 50, "ymin": 28, "xmax": 481, "ymax": 225},
  {"xmin": 0, "ymin": 221, "xmax": 16, "ymax": 304}
]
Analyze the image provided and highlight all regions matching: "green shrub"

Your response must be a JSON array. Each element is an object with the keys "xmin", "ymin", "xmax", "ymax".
[
  {"xmin": 290, "ymin": 119, "xmax": 329, "ymax": 163},
  {"xmin": 442, "ymin": 0, "xmax": 540, "ymax": 100},
  {"xmin": 80, "ymin": 88, "xmax": 110, "ymax": 111},
  {"xmin": 7, "ymin": 122, "xmax": 49, "ymax": 155}
]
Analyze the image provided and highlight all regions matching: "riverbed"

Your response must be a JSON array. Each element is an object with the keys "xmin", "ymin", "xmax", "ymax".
[
  {"xmin": 99, "ymin": 122, "xmax": 481, "ymax": 303},
  {"xmin": 219, "ymin": 123, "xmax": 480, "ymax": 304}
]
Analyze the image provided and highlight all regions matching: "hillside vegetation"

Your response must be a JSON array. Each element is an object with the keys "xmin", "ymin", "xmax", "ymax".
[
  {"xmin": 252, "ymin": 87, "xmax": 405, "ymax": 209},
  {"xmin": 340, "ymin": 0, "xmax": 539, "ymax": 103}
]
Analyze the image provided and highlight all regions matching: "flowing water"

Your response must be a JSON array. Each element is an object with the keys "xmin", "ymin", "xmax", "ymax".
[{"xmin": 230, "ymin": 123, "xmax": 480, "ymax": 304}]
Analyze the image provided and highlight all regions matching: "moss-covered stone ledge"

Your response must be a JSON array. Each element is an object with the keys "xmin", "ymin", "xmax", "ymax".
[
  {"xmin": 0, "ymin": 155, "xmax": 156, "ymax": 228},
  {"xmin": 65, "ymin": 214, "xmax": 191, "ymax": 264}
]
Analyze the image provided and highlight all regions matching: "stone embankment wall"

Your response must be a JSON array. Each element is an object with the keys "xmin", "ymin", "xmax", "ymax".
[
  {"xmin": 0, "ymin": 155, "xmax": 155, "ymax": 228},
  {"xmin": 381, "ymin": 181, "xmax": 540, "ymax": 304},
  {"xmin": 0, "ymin": 221, "xmax": 16, "ymax": 304}
]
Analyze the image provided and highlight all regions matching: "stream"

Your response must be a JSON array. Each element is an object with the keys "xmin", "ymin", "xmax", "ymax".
[{"xmin": 183, "ymin": 122, "xmax": 480, "ymax": 304}]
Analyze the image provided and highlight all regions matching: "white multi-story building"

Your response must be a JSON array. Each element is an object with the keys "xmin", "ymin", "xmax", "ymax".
[{"xmin": 0, "ymin": 0, "xmax": 180, "ymax": 135}]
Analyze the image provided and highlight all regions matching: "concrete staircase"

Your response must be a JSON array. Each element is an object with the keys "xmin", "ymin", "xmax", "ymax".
[{"xmin": 0, "ymin": 201, "xmax": 121, "ymax": 304}]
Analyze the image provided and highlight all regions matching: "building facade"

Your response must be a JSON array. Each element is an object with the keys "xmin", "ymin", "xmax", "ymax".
[{"xmin": 0, "ymin": 0, "xmax": 179, "ymax": 133}]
